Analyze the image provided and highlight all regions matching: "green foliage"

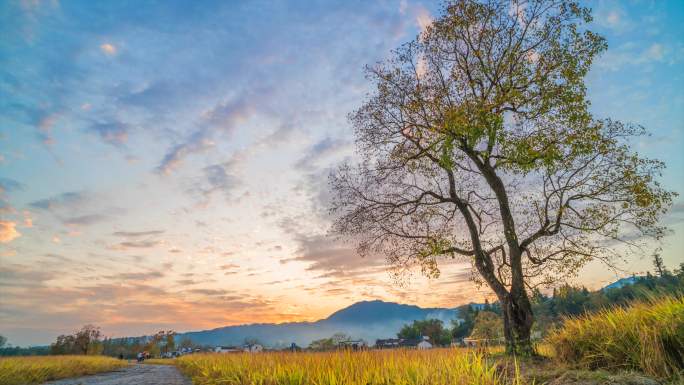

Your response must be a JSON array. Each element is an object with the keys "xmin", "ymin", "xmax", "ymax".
[
  {"xmin": 470, "ymin": 311, "xmax": 504, "ymax": 340},
  {"xmin": 547, "ymin": 296, "xmax": 684, "ymax": 380},
  {"xmin": 0, "ymin": 346, "xmax": 50, "ymax": 357},
  {"xmin": 49, "ymin": 325, "xmax": 102, "ymax": 355},
  {"xmin": 308, "ymin": 333, "xmax": 354, "ymax": 351},
  {"xmin": 308, "ymin": 338, "xmax": 336, "ymax": 351},
  {"xmin": 398, "ymin": 319, "xmax": 452, "ymax": 346},
  {"xmin": 415, "ymin": 237, "xmax": 452, "ymax": 278},
  {"xmin": 530, "ymin": 268, "xmax": 684, "ymax": 337},
  {"xmin": 452, "ymin": 306, "xmax": 477, "ymax": 339}
]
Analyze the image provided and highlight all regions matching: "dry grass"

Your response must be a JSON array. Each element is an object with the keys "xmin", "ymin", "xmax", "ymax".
[
  {"xmin": 173, "ymin": 348, "xmax": 526, "ymax": 385},
  {"xmin": 0, "ymin": 355, "xmax": 127, "ymax": 385},
  {"xmin": 547, "ymin": 295, "xmax": 684, "ymax": 379}
]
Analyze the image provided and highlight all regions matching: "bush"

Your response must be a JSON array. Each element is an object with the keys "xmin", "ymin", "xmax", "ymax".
[{"xmin": 547, "ymin": 296, "xmax": 684, "ymax": 379}]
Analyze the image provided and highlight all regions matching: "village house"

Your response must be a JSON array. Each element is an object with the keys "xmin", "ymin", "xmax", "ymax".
[
  {"xmin": 400, "ymin": 336, "xmax": 433, "ymax": 350},
  {"xmin": 375, "ymin": 336, "xmax": 433, "ymax": 350},
  {"xmin": 243, "ymin": 343, "xmax": 263, "ymax": 353},
  {"xmin": 375, "ymin": 338, "xmax": 402, "ymax": 349},
  {"xmin": 214, "ymin": 344, "xmax": 263, "ymax": 353},
  {"xmin": 336, "ymin": 339, "xmax": 367, "ymax": 350},
  {"xmin": 214, "ymin": 346, "xmax": 242, "ymax": 353}
]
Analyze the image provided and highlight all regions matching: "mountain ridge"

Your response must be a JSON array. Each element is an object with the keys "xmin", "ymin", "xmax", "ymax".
[
  {"xmin": 165, "ymin": 278, "xmax": 633, "ymax": 348},
  {"xmin": 178, "ymin": 299, "xmax": 462, "ymax": 347}
]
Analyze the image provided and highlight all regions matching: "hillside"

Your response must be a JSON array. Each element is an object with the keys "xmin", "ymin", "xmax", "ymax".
[
  {"xmin": 178, "ymin": 276, "xmax": 649, "ymax": 348},
  {"xmin": 179, "ymin": 300, "xmax": 461, "ymax": 347}
]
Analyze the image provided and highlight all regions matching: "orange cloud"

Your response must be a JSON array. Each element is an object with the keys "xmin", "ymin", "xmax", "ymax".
[
  {"xmin": 100, "ymin": 43, "xmax": 117, "ymax": 55},
  {"xmin": 0, "ymin": 221, "xmax": 21, "ymax": 243}
]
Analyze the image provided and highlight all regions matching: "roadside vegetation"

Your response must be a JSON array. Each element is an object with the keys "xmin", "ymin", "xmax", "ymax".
[
  {"xmin": 0, "ymin": 355, "xmax": 126, "ymax": 385},
  {"xmin": 548, "ymin": 296, "xmax": 684, "ymax": 380}
]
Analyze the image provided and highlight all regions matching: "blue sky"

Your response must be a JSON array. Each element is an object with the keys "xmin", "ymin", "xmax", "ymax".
[{"xmin": 0, "ymin": 0, "xmax": 682, "ymax": 346}]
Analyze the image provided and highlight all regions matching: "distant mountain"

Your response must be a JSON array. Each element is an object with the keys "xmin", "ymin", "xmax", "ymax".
[
  {"xmin": 602, "ymin": 276, "xmax": 644, "ymax": 291},
  {"xmin": 178, "ymin": 300, "xmax": 463, "ymax": 348}
]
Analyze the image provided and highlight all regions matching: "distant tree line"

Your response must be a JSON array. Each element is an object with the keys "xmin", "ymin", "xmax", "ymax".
[
  {"xmin": 0, "ymin": 328, "xmax": 197, "ymax": 358},
  {"xmin": 49, "ymin": 325, "xmax": 103, "ymax": 355}
]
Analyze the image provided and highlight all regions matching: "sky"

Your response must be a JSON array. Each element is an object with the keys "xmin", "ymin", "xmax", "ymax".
[{"xmin": 0, "ymin": 0, "xmax": 682, "ymax": 346}]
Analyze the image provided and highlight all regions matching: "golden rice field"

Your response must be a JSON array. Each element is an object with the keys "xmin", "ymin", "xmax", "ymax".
[
  {"xmin": 173, "ymin": 349, "xmax": 524, "ymax": 385},
  {"xmin": 548, "ymin": 295, "xmax": 684, "ymax": 380},
  {"xmin": 0, "ymin": 355, "xmax": 127, "ymax": 385}
]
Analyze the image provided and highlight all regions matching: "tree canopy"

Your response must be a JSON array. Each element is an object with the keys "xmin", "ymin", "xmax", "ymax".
[
  {"xmin": 397, "ymin": 319, "xmax": 452, "ymax": 346},
  {"xmin": 331, "ymin": 0, "xmax": 675, "ymax": 354}
]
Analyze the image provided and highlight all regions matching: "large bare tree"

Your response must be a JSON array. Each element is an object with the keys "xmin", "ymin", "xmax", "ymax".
[{"xmin": 330, "ymin": 0, "xmax": 675, "ymax": 354}]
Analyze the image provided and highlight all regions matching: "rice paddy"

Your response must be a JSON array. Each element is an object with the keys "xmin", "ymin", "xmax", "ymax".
[
  {"xmin": 172, "ymin": 348, "xmax": 524, "ymax": 385},
  {"xmin": 0, "ymin": 355, "xmax": 127, "ymax": 385}
]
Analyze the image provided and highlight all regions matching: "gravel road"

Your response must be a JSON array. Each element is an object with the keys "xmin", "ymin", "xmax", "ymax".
[{"xmin": 41, "ymin": 364, "xmax": 191, "ymax": 385}]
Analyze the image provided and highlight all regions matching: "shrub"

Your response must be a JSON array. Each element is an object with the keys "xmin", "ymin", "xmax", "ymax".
[{"xmin": 547, "ymin": 296, "xmax": 684, "ymax": 379}]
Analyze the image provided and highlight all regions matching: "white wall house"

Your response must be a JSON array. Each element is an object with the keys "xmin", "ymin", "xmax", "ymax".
[
  {"xmin": 243, "ymin": 344, "xmax": 263, "ymax": 353},
  {"xmin": 417, "ymin": 340, "xmax": 433, "ymax": 350}
]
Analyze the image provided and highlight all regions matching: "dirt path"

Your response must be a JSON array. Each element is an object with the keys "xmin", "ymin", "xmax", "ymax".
[{"xmin": 42, "ymin": 364, "xmax": 191, "ymax": 385}]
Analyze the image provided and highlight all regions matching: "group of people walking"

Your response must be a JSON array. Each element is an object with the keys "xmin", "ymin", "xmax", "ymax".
[{"xmin": 117, "ymin": 352, "xmax": 149, "ymax": 362}]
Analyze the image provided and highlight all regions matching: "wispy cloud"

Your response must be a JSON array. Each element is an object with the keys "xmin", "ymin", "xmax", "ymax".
[
  {"xmin": 87, "ymin": 121, "xmax": 129, "ymax": 146},
  {"xmin": 112, "ymin": 230, "xmax": 165, "ymax": 237},
  {"xmin": 295, "ymin": 137, "xmax": 352, "ymax": 171},
  {"xmin": 30, "ymin": 191, "xmax": 89, "ymax": 211},
  {"xmin": 156, "ymin": 96, "xmax": 256, "ymax": 175},
  {"xmin": 108, "ymin": 240, "xmax": 161, "ymax": 250}
]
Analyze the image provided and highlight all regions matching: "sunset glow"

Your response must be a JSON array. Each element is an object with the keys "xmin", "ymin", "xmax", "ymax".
[{"xmin": 1, "ymin": 0, "xmax": 682, "ymax": 347}]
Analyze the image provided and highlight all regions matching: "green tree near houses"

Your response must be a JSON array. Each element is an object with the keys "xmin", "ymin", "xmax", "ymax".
[{"xmin": 398, "ymin": 319, "xmax": 452, "ymax": 346}]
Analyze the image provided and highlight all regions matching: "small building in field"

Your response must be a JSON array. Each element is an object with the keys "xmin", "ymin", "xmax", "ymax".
[
  {"xmin": 376, "ymin": 336, "xmax": 432, "ymax": 349},
  {"xmin": 242, "ymin": 343, "xmax": 263, "ymax": 353},
  {"xmin": 215, "ymin": 346, "xmax": 242, "ymax": 353},
  {"xmin": 399, "ymin": 336, "xmax": 433, "ymax": 350},
  {"xmin": 375, "ymin": 338, "xmax": 402, "ymax": 349},
  {"xmin": 336, "ymin": 340, "xmax": 367, "ymax": 350}
]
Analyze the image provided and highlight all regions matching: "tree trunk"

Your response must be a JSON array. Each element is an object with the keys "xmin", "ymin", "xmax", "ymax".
[{"xmin": 500, "ymin": 290, "xmax": 535, "ymax": 356}]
